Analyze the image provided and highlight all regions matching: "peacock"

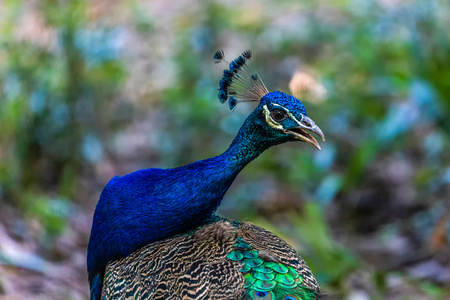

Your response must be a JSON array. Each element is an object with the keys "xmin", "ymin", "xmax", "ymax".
[{"xmin": 87, "ymin": 50, "xmax": 325, "ymax": 300}]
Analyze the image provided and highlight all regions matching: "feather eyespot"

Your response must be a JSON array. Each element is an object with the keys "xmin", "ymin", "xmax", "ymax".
[
  {"xmin": 285, "ymin": 296, "xmax": 299, "ymax": 300},
  {"xmin": 252, "ymin": 290, "xmax": 273, "ymax": 299}
]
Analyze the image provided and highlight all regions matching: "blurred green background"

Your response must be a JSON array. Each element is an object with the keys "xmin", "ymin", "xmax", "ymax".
[{"xmin": 0, "ymin": 0, "xmax": 449, "ymax": 299}]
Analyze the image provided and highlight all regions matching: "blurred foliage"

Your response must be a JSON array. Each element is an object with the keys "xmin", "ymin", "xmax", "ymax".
[
  {"xmin": 0, "ymin": 0, "xmax": 449, "ymax": 299},
  {"xmin": 0, "ymin": 0, "xmax": 127, "ymax": 214}
]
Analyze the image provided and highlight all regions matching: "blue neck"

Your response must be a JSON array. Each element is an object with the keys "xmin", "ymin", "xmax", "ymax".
[
  {"xmin": 169, "ymin": 113, "xmax": 276, "ymax": 213},
  {"xmin": 88, "ymin": 109, "xmax": 281, "ymax": 299}
]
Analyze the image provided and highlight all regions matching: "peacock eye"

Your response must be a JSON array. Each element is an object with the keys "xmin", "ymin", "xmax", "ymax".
[
  {"xmin": 270, "ymin": 109, "xmax": 287, "ymax": 122},
  {"xmin": 253, "ymin": 290, "xmax": 272, "ymax": 299},
  {"xmin": 284, "ymin": 296, "xmax": 298, "ymax": 300}
]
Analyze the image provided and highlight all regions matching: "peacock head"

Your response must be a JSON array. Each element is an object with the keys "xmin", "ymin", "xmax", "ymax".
[{"xmin": 214, "ymin": 50, "xmax": 325, "ymax": 150}]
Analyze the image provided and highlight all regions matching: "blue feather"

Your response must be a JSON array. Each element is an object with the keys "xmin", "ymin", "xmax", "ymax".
[
  {"xmin": 218, "ymin": 89, "xmax": 228, "ymax": 102},
  {"xmin": 229, "ymin": 96, "xmax": 237, "ymax": 110}
]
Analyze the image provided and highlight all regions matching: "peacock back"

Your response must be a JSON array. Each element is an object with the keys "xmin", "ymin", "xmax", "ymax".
[{"xmin": 102, "ymin": 217, "xmax": 320, "ymax": 300}]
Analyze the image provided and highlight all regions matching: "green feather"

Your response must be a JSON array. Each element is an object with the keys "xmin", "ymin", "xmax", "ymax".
[
  {"xmin": 226, "ymin": 238, "xmax": 319, "ymax": 300},
  {"xmin": 244, "ymin": 257, "xmax": 264, "ymax": 267},
  {"xmin": 275, "ymin": 273, "xmax": 295, "ymax": 285},
  {"xmin": 244, "ymin": 250, "xmax": 259, "ymax": 258},
  {"xmin": 288, "ymin": 266, "xmax": 300, "ymax": 279},
  {"xmin": 254, "ymin": 271, "xmax": 276, "ymax": 281},
  {"xmin": 227, "ymin": 250, "xmax": 244, "ymax": 261},
  {"xmin": 241, "ymin": 264, "xmax": 252, "ymax": 273},
  {"xmin": 253, "ymin": 265, "xmax": 274, "ymax": 274},
  {"xmin": 236, "ymin": 241, "xmax": 252, "ymax": 249},
  {"xmin": 253, "ymin": 279, "xmax": 276, "ymax": 291},
  {"xmin": 266, "ymin": 262, "xmax": 289, "ymax": 274},
  {"xmin": 244, "ymin": 273, "xmax": 257, "ymax": 288}
]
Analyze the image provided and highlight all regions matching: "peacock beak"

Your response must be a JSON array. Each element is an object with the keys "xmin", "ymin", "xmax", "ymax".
[{"xmin": 284, "ymin": 116, "xmax": 325, "ymax": 150}]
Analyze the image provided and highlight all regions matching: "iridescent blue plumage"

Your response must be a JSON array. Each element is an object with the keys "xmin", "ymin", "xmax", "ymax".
[
  {"xmin": 262, "ymin": 91, "xmax": 308, "ymax": 116},
  {"xmin": 229, "ymin": 96, "xmax": 237, "ymax": 110},
  {"xmin": 230, "ymin": 55, "xmax": 246, "ymax": 72},
  {"xmin": 87, "ymin": 50, "xmax": 324, "ymax": 299}
]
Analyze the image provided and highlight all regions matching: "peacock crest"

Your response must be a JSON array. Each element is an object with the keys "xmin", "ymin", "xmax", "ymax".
[{"xmin": 214, "ymin": 49, "xmax": 269, "ymax": 110}]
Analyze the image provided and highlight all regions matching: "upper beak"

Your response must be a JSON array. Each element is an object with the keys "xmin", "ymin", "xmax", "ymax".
[{"xmin": 284, "ymin": 116, "xmax": 325, "ymax": 150}]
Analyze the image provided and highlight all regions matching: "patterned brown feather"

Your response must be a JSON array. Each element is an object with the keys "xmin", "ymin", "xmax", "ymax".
[{"xmin": 102, "ymin": 217, "xmax": 320, "ymax": 299}]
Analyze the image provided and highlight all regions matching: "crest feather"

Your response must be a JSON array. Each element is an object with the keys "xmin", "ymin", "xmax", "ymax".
[
  {"xmin": 213, "ymin": 49, "xmax": 225, "ymax": 64},
  {"xmin": 214, "ymin": 50, "xmax": 269, "ymax": 110}
]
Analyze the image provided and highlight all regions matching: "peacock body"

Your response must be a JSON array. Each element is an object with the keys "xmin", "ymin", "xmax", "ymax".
[
  {"xmin": 103, "ymin": 217, "xmax": 320, "ymax": 299},
  {"xmin": 88, "ymin": 50, "xmax": 325, "ymax": 300}
]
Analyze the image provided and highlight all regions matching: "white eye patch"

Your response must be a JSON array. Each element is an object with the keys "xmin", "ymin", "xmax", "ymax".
[
  {"xmin": 272, "ymin": 103, "xmax": 306, "ymax": 127},
  {"xmin": 262, "ymin": 105, "xmax": 284, "ymax": 130},
  {"xmin": 263, "ymin": 104, "xmax": 306, "ymax": 130}
]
